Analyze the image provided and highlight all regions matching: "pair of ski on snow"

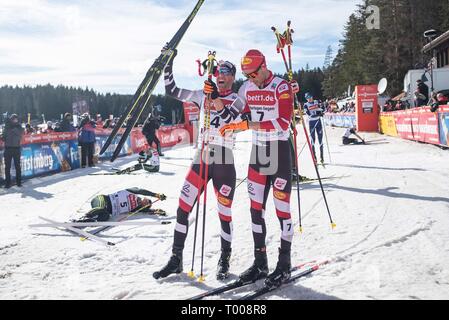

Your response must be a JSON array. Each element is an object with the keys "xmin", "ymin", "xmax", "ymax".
[
  {"xmin": 30, "ymin": 213, "xmax": 171, "ymax": 246},
  {"xmin": 186, "ymin": 260, "xmax": 329, "ymax": 300}
]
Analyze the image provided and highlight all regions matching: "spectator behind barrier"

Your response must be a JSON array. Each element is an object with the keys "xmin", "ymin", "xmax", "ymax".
[
  {"xmin": 46, "ymin": 121, "xmax": 54, "ymax": 133},
  {"xmin": 1, "ymin": 114, "xmax": 24, "ymax": 188},
  {"xmin": 56, "ymin": 113, "xmax": 76, "ymax": 132},
  {"xmin": 25, "ymin": 123, "xmax": 35, "ymax": 135},
  {"xmin": 430, "ymin": 93, "xmax": 449, "ymax": 112},
  {"xmin": 78, "ymin": 113, "xmax": 96, "ymax": 168},
  {"xmin": 103, "ymin": 118, "xmax": 112, "ymax": 129},
  {"xmin": 414, "ymin": 79, "xmax": 429, "ymax": 108}
]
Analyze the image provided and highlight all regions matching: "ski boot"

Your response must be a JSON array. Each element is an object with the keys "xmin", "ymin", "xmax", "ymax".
[
  {"xmin": 149, "ymin": 209, "xmax": 167, "ymax": 216},
  {"xmin": 153, "ymin": 246, "xmax": 183, "ymax": 279},
  {"xmin": 264, "ymin": 248, "xmax": 291, "ymax": 289},
  {"xmin": 71, "ymin": 217, "xmax": 96, "ymax": 224},
  {"xmin": 293, "ymin": 172, "xmax": 313, "ymax": 183},
  {"xmin": 291, "ymin": 170, "xmax": 300, "ymax": 182},
  {"xmin": 239, "ymin": 247, "xmax": 269, "ymax": 284},
  {"xmin": 216, "ymin": 248, "xmax": 232, "ymax": 280},
  {"xmin": 299, "ymin": 175, "xmax": 313, "ymax": 183}
]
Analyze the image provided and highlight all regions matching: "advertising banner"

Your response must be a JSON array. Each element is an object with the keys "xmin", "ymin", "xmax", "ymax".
[
  {"xmin": 412, "ymin": 108, "xmax": 439, "ymax": 144},
  {"xmin": 130, "ymin": 129, "xmax": 149, "ymax": 154},
  {"xmin": 355, "ymin": 85, "xmax": 379, "ymax": 132},
  {"xmin": 95, "ymin": 132, "xmax": 132, "ymax": 160},
  {"xmin": 438, "ymin": 109, "xmax": 449, "ymax": 147},
  {"xmin": 183, "ymin": 102, "xmax": 200, "ymax": 122},
  {"xmin": 72, "ymin": 100, "xmax": 89, "ymax": 116},
  {"xmin": 393, "ymin": 111, "xmax": 414, "ymax": 140},
  {"xmin": 324, "ymin": 114, "xmax": 356, "ymax": 128},
  {"xmin": 183, "ymin": 102, "xmax": 200, "ymax": 144},
  {"xmin": 157, "ymin": 125, "xmax": 191, "ymax": 148},
  {"xmin": 1, "ymin": 124, "xmax": 193, "ymax": 184},
  {"xmin": 379, "ymin": 114, "xmax": 398, "ymax": 137},
  {"xmin": 0, "ymin": 134, "xmax": 80, "ymax": 183},
  {"xmin": 380, "ymin": 106, "xmax": 449, "ymax": 146}
]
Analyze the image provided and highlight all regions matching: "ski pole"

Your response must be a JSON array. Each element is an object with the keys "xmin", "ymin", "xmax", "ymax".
[
  {"xmin": 283, "ymin": 21, "xmax": 318, "ymax": 166},
  {"xmin": 293, "ymin": 97, "xmax": 336, "ymax": 229},
  {"xmin": 198, "ymin": 51, "xmax": 217, "ymax": 283},
  {"xmin": 321, "ymin": 117, "xmax": 332, "ymax": 163},
  {"xmin": 301, "ymin": 114, "xmax": 322, "ymax": 164},
  {"xmin": 272, "ymin": 24, "xmax": 303, "ymax": 232},
  {"xmin": 276, "ymin": 21, "xmax": 336, "ymax": 230},
  {"xmin": 188, "ymin": 154, "xmax": 203, "ymax": 278},
  {"xmin": 235, "ymin": 177, "xmax": 247, "ymax": 190},
  {"xmin": 188, "ymin": 72, "xmax": 209, "ymax": 279}
]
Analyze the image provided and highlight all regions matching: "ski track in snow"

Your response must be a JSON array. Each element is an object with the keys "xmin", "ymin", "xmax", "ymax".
[{"xmin": 1, "ymin": 127, "xmax": 449, "ymax": 300}]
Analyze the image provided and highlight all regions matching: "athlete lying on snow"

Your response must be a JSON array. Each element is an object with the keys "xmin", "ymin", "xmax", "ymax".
[{"xmin": 73, "ymin": 188, "xmax": 167, "ymax": 222}]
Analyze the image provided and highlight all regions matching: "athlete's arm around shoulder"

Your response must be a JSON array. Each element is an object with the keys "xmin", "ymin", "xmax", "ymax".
[{"xmin": 213, "ymin": 82, "xmax": 248, "ymax": 119}]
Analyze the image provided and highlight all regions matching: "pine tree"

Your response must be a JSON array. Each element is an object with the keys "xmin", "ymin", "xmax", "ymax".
[
  {"xmin": 323, "ymin": 45, "xmax": 333, "ymax": 70},
  {"xmin": 320, "ymin": 0, "xmax": 449, "ymax": 99}
]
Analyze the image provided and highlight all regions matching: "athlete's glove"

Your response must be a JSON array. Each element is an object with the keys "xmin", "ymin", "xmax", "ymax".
[
  {"xmin": 162, "ymin": 43, "xmax": 177, "ymax": 64},
  {"xmin": 291, "ymin": 126, "xmax": 298, "ymax": 136},
  {"xmin": 157, "ymin": 193, "xmax": 167, "ymax": 201},
  {"xmin": 219, "ymin": 120, "xmax": 249, "ymax": 136},
  {"xmin": 203, "ymin": 79, "xmax": 219, "ymax": 99},
  {"xmin": 290, "ymin": 80, "xmax": 300, "ymax": 94}
]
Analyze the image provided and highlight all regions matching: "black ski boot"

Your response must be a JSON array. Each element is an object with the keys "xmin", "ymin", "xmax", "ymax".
[
  {"xmin": 153, "ymin": 247, "xmax": 183, "ymax": 279},
  {"xmin": 264, "ymin": 248, "xmax": 291, "ymax": 289},
  {"xmin": 216, "ymin": 248, "xmax": 232, "ymax": 280},
  {"xmin": 239, "ymin": 247, "xmax": 269, "ymax": 284},
  {"xmin": 291, "ymin": 170, "xmax": 299, "ymax": 182}
]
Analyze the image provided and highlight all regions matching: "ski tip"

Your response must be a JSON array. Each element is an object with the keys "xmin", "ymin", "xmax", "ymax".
[
  {"xmin": 198, "ymin": 275, "xmax": 206, "ymax": 283},
  {"xmin": 161, "ymin": 221, "xmax": 172, "ymax": 225},
  {"xmin": 187, "ymin": 271, "xmax": 195, "ymax": 279},
  {"xmin": 107, "ymin": 242, "xmax": 116, "ymax": 246}
]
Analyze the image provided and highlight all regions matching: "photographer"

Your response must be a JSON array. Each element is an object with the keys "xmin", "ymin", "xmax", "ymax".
[
  {"xmin": 57, "ymin": 113, "xmax": 76, "ymax": 132},
  {"xmin": 142, "ymin": 113, "xmax": 164, "ymax": 156}
]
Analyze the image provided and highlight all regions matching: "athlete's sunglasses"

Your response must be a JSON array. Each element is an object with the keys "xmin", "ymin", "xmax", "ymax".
[
  {"xmin": 243, "ymin": 64, "xmax": 263, "ymax": 79},
  {"xmin": 219, "ymin": 68, "xmax": 234, "ymax": 76}
]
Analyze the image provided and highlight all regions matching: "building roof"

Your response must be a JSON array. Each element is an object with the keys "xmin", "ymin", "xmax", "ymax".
[{"xmin": 422, "ymin": 29, "xmax": 449, "ymax": 53}]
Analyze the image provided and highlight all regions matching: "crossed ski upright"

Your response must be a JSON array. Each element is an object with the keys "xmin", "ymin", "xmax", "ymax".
[{"xmin": 100, "ymin": 0, "xmax": 205, "ymax": 162}]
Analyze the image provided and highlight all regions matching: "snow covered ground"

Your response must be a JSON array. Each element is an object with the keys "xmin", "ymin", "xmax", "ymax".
[{"xmin": 1, "ymin": 126, "xmax": 449, "ymax": 300}]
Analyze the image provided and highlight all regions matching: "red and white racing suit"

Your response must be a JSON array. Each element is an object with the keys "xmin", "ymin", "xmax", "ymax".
[
  {"xmin": 221, "ymin": 72, "xmax": 294, "ymax": 252},
  {"xmin": 164, "ymin": 62, "xmax": 241, "ymax": 251}
]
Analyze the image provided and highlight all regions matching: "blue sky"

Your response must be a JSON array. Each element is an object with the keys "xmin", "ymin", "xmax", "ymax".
[{"xmin": 0, "ymin": 0, "xmax": 360, "ymax": 94}]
